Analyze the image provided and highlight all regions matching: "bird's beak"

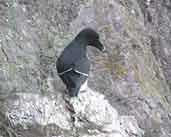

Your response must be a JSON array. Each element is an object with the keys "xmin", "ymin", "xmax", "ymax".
[
  {"xmin": 101, "ymin": 46, "xmax": 108, "ymax": 53},
  {"xmin": 95, "ymin": 40, "xmax": 108, "ymax": 53}
]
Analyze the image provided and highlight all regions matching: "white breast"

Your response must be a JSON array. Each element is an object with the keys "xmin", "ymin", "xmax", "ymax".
[{"xmin": 79, "ymin": 80, "xmax": 88, "ymax": 92}]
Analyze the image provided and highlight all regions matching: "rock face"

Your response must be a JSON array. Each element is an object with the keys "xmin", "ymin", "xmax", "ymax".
[
  {"xmin": 2, "ymin": 88, "xmax": 144, "ymax": 137},
  {"xmin": 0, "ymin": 0, "xmax": 171, "ymax": 137},
  {"xmin": 137, "ymin": 0, "xmax": 171, "ymax": 89}
]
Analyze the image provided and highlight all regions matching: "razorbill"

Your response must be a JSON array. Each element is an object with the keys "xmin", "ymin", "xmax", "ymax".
[{"xmin": 56, "ymin": 28, "xmax": 107, "ymax": 97}]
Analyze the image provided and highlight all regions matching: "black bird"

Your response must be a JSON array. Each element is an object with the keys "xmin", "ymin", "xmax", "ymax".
[{"xmin": 56, "ymin": 28, "xmax": 107, "ymax": 97}]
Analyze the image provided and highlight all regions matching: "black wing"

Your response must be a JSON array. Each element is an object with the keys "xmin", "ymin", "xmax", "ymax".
[{"xmin": 73, "ymin": 58, "xmax": 90, "ymax": 76}]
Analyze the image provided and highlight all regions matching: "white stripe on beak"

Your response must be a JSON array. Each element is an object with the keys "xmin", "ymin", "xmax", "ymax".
[{"xmin": 102, "ymin": 47, "xmax": 107, "ymax": 53}]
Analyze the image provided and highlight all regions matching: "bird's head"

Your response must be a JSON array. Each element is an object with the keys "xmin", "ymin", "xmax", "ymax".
[{"xmin": 76, "ymin": 28, "xmax": 107, "ymax": 53}]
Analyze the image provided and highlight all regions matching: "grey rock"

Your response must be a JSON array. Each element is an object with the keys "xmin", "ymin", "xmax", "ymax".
[
  {"xmin": 0, "ymin": 0, "xmax": 171, "ymax": 137},
  {"xmin": 4, "ymin": 93, "xmax": 71, "ymax": 130},
  {"xmin": 3, "ymin": 88, "xmax": 143, "ymax": 137}
]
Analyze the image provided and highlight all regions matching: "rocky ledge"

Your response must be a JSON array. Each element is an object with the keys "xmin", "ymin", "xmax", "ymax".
[{"xmin": 1, "ymin": 88, "xmax": 144, "ymax": 137}]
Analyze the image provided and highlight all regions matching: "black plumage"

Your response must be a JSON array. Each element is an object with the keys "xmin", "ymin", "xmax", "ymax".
[{"xmin": 56, "ymin": 28, "xmax": 106, "ymax": 97}]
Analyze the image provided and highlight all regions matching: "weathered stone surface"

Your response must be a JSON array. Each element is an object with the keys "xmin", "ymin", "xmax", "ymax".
[
  {"xmin": 69, "ymin": 88, "xmax": 120, "ymax": 133},
  {"xmin": 4, "ymin": 93, "xmax": 71, "ymax": 130},
  {"xmin": 0, "ymin": 0, "xmax": 171, "ymax": 137},
  {"xmin": 2, "ymin": 88, "xmax": 143, "ymax": 137}
]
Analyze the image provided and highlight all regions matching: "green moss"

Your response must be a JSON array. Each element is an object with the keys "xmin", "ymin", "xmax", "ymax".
[
  {"xmin": 133, "ymin": 64, "xmax": 171, "ymax": 112},
  {"xmin": 128, "ymin": 88, "xmax": 133, "ymax": 96},
  {"xmin": 8, "ymin": 63, "xmax": 17, "ymax": 78},
  {"xmin": 103, "ymin": 25, "xmax": 113, "ymax": 33},
  {"xmin": 160, "ymin": 99, "xmax": 171, "ymax": 112},
  {"xmin": 133, "ymin": 65, "xmax": 149, "ymax": 95},
  {"xmin": 115, "ymin": 64, "xmax": 128, "ymax": 76},
  {"xmin": 148, "ymin": 79, "xmax": 162, "ymax": 97}
]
